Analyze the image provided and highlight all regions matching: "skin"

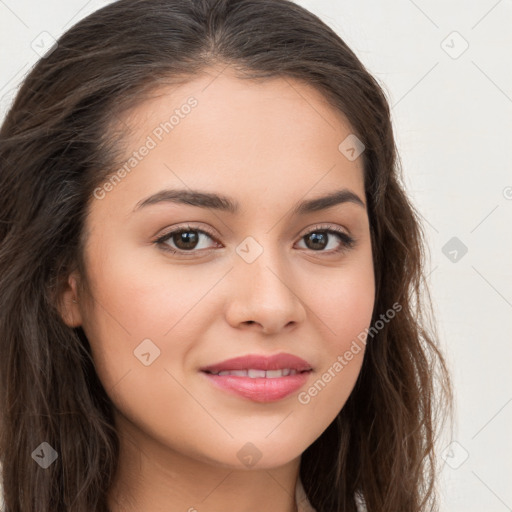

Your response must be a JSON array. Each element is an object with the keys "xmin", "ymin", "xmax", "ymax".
[{"xmin": 59, "ymin": 65, "xmax": 375, "ymax": 512}]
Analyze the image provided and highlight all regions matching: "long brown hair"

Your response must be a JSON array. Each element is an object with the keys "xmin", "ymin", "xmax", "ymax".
[{"xmin": 0, "ymin": 0, "xmax": 452, "ymax": 510}]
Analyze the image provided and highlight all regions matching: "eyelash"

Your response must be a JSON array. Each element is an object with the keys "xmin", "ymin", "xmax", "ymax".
[{"xmin": 153, "ymin": 223, "xmax": 356, "ymax": 257}]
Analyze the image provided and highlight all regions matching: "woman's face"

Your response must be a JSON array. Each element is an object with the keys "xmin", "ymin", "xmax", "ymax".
[{"xmin": 65, "ymin": 67, "xmax": 375, "ymax": 471}]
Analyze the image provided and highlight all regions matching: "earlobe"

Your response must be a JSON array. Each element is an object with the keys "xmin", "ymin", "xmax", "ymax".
[{"xmin": 58, "ymin": 272, "xmax": 83, "ymax": 327}]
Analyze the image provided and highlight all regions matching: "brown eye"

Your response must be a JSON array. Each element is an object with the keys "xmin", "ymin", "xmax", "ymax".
[
  {"xmin": 170, "ymin": 230, "xmax": 200, "ymax": 250},
  {"xmin": 155, "ymin": 226, "xmax": 219, "ymax": 254},
  {"xmin": 297, "ymin": 226, "xmax": 356, "ymax": 254},
  {"xmin": 304, "ymin": 231, "xmax": 329, "ymax": 250}
]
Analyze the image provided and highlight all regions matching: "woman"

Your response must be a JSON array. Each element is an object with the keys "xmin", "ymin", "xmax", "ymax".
[{"xmin": 0, "ymin": 0, "xmax": 452, "ymax": 510}]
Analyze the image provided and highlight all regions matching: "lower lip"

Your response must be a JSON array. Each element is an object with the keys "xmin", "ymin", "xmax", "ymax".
[{"xmin": 201, "ymin": 371, "xmax": 312, "ymax": 403}]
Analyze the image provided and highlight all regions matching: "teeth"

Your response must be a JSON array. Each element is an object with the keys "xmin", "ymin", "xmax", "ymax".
[
  {"xmin": 248, "ymin": 369, "xmax": 266, "ymax": 378},
  {"xmin": 266, "ymin": 369, "xmax": 285, "ymax": 378},
  {"xmin": 212, "ymin": 368, "xmax": 300, "ymax": 378},
  {"xmin": 226, "ymin": 370, "xmax": 247, "ymax": 377}
]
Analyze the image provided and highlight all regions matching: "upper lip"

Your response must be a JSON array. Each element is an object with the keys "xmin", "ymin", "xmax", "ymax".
[{"xmin": 200, "ymin": 352, "xmax": 313, "ymax": 373}]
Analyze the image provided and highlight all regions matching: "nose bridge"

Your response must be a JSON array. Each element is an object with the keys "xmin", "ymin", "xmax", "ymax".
[{"xmin": 225, "ymin": 235, "xmax": 306, "ymax": 333}]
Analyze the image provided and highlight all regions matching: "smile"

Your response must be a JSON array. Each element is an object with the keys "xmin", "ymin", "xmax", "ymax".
[
  {"xmin": 201, "ymin": 369, "xmax": 312, "ymax": 402},
  {"xmin": 204, "ymin": 368, "xmax": 306, "ymax": 377}
]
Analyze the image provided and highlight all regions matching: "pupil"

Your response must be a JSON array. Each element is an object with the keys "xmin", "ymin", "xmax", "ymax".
[
  {"xmin": 175, "ymin": 231, "xmax": 198, "ymax": 249},
  {"xmin": 308, "ymin": 232, "xmax": 327, "ymax": 250}
]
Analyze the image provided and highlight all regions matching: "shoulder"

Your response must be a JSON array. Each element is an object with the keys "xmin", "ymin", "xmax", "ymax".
[
  {"xmin": 295, "ymin": 477, "xmax": 317, "ymax": 512},
  {"xmin": 295, "ymin": 479, "xmax": 368, "ymax": 512}
]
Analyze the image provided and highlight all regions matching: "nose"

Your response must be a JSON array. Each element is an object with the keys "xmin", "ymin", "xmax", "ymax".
[{"xmin": 224, "ymin": 245, "xmax": 307, "ymax": 335}]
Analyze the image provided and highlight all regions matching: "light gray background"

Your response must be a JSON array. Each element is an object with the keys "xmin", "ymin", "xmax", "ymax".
[{"xmin": 1, "ymin": 1, "xmax": 511, "ymax": 511}]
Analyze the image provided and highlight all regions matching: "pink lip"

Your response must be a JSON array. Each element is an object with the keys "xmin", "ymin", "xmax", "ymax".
[
  {"xmin": 200, "ymin": 352, "xmax": 313, "ymax": 403},
  {"xmin": 199, "ymin": 353, "xmax": 313, "ymax": 373},
  {"xmin": 202, "ymin": 371, "xmax": 311, "ymax": 402}
]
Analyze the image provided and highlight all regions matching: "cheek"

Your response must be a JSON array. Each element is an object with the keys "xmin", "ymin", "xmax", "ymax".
[
  {"xmin": 79, "ymin": 244, "xmax": 223, "ymax": 392},
  {"xmin": 308, "ymin": 252, "xmax": 375, "ymax": 352},
  {"xmin": 82, "ymin": 235, "xmax": 208, "ymax": 335},
  {"xmin": 79, "ymin": 261, "xmax": 208, "ymax": 451},
  {"xmin": 296, "ymin": 254, "xmax": 374, "ymax": 416},
  {"xmin": 330, "ymin": 272, "xmax": 375, "ymax": 349}
]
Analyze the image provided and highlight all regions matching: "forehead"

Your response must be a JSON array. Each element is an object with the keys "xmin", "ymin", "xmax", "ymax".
[{"xmin": 100, "ymin": 67, "xmax": 366, "ymax": 213}]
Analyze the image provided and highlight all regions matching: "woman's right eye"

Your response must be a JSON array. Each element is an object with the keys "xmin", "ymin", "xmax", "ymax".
[{"xmin": 154, "ymin": 225, "xmax": 219, "ymax": 255}]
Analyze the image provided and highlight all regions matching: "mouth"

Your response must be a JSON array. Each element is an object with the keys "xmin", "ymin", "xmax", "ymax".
[
  {"xmin": 199, "ymin": 352, "xmax": 313, "ymax": 402},
  {"xmin": 202, "ymin": 368, "xmax": 311, "ymax": 378},
  {"xmin": 199, "ymin": 352, "xmax": 313, "ymax": 374}
]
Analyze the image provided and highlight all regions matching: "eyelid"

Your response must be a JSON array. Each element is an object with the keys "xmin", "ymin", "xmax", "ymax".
[
  {"xmin": 153, "ymin": 223, "xmax": 221, "ymax": 251},
  {"xmin": 297, "ymin": 223, "xmax": 350, "ymax": 238}
]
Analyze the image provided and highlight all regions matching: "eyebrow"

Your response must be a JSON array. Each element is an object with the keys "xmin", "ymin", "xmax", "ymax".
[{"xmin": 133, "ymin": 187, "xmax": 366, "ymax": 215}]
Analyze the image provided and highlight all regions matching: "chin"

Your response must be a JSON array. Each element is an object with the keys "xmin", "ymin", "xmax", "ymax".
[{"xmin": 196, "ymin": 440, "xmax": 304, "ymax": 471}]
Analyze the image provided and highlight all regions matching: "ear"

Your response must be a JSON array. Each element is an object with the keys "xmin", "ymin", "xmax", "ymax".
[{"xmin": 57, "ymin": 271, "xmax": 83, "ymax": 328}]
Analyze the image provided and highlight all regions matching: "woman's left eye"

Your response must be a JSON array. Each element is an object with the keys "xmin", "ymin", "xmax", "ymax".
[
  {"xmin": 296, "ymin": 226, "xmax": 356, "ymax": 254},
  {"xmin": 154, "ymin": 224, "xmax": 356, "ymax": 256}
]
